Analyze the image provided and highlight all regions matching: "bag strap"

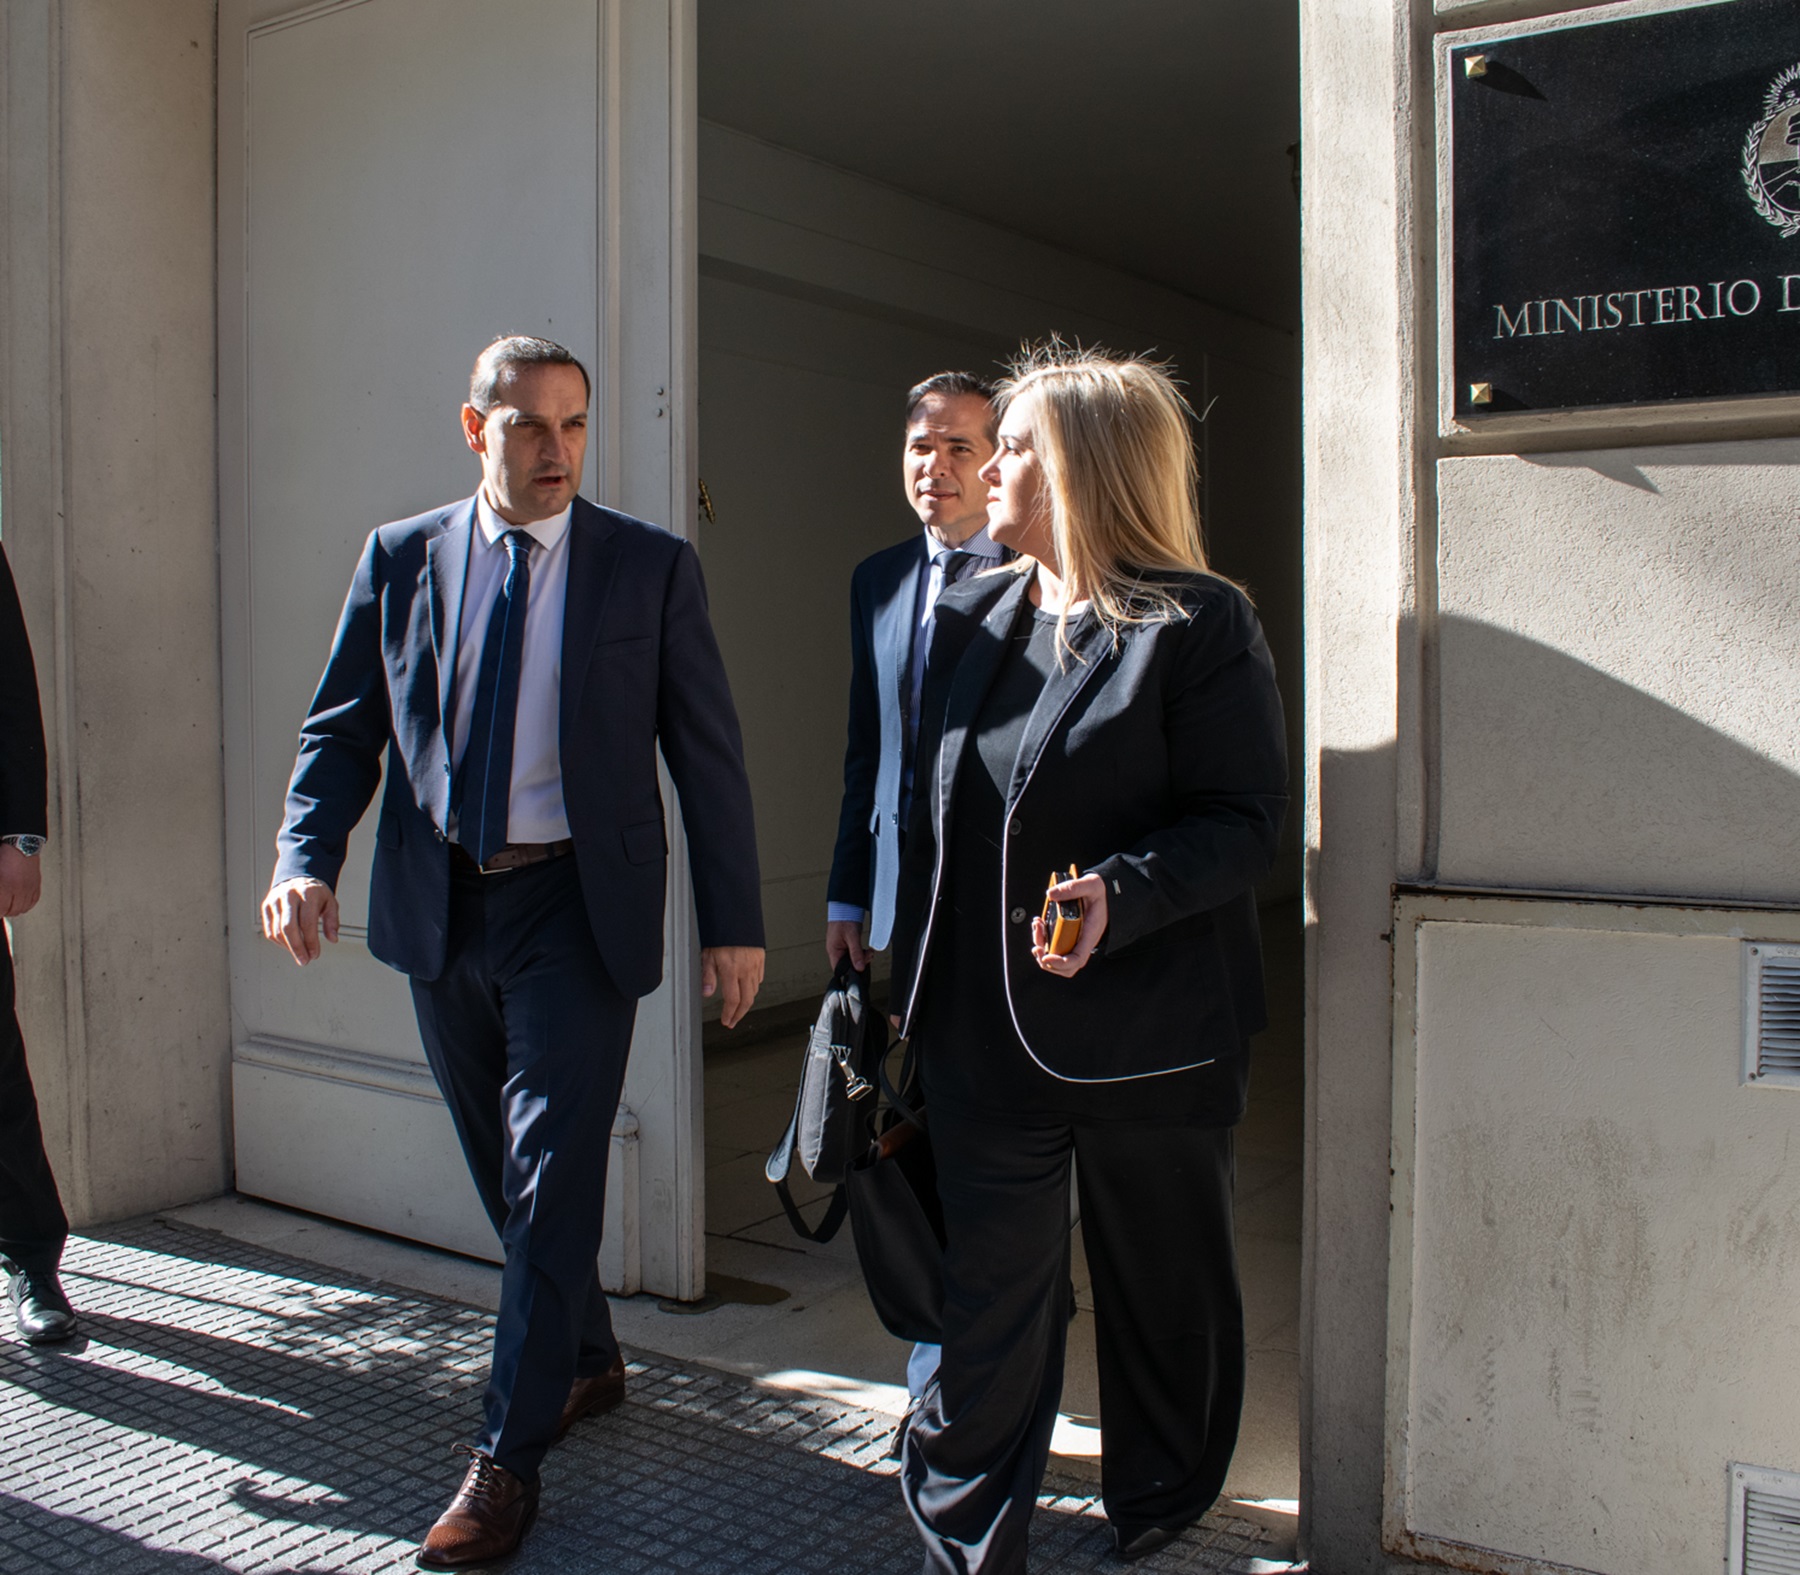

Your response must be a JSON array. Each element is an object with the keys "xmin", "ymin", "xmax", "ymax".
[
  {"xmin": 764, "ymin": 1097, "xmax": 851, "ymax": 1244},
  {"xmin": 772, "ymin": 1175, "xmax": 849, "ymax": 1244},
  {"xmin": 878, "ymin": 1034, "xmax": 925, "ymax": 1133}
]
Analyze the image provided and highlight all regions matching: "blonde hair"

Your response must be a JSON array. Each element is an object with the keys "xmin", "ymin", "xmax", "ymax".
[{"xmin": 996, "ymin": 341, "xmax": 1219, "ymax": 655}]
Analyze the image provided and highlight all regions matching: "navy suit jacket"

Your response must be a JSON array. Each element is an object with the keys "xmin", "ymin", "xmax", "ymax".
[
  {"xmin": 274, "ymin": 495, "xmax": 764, "ymax": 994},
  {"xmin": 890, "ymin": 569, "xmax": 1287, "ymax": 1100},
  {"xmin": 826, "ymin": 535, "xmax": 929, "ymax": 951}
]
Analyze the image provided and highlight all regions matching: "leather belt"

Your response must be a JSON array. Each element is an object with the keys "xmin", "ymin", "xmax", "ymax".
[{"xmin": 450, "ymin": 838, "xmax": 575, "ymax": 875}]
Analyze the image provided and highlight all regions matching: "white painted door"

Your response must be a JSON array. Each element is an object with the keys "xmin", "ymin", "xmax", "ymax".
[{"xmin": 217, "ymin": 0, "xmax": 704, "ymax": 1298}]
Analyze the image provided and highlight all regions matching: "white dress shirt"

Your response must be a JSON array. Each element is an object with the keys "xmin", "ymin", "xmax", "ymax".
[{"xmin": 447, "ymin": 492, "xmax": 573, "ymax": 846}]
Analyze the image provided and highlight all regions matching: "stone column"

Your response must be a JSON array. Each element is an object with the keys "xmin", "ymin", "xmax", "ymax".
[
  {"xmin": 0, "ymin": 0, "xmax": 230, "ymax": 1227},
  {"xmin": 1298, "ymin": 0, "xmax": 1424, "ymax": 1567}
]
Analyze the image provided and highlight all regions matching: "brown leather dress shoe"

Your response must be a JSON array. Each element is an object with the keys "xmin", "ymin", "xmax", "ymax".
[
  {"xmin": 554, "ymin": 1354, "xmax": 626, "ymax": 1441},
  {"xmin": 415, "ymin": 1445, "xmax": 538, "ymax": 1570}
]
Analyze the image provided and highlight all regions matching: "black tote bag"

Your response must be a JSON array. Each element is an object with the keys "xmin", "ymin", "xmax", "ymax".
[{"xmin": 843, "ymin": 1045, "xmax": 946, "ymax": 1344}]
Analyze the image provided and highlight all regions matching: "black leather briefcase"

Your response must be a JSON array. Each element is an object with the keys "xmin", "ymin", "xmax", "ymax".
[{"xmin": 764, "ymin": 956, "xmax": 885, "ymax": 1242}]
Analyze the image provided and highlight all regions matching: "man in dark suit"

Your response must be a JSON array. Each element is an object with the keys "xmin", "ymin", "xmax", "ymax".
[
  {"xmin": 0, "ymin": 542, "xmax": 77, "ymax": 1347},
  {"xmin": 826, "ymin": 372, "xmax": 1001, "ymax": 969},
  {"xmin": 261, "ymin": 336, "xmax": 764, "ymax": 1569},
  {"xmin": 824, "ymin": 370, "xmax": 1000, "ymax": 1428}
]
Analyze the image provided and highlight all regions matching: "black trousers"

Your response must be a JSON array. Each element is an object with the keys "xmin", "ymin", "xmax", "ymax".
[
  {"xmin": 0, "ymin": 927, "xmax": 68, "ymax": 1275},
  {"xmin": 410, "ymin": 855, "xmax": 636, "ymax": 1482},
  {"xmin": 901, "ymin": 1107, "xmax": 1243, "ymax": 1575}
]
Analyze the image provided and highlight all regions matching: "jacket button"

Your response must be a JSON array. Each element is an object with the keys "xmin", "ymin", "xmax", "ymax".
[
  {"xmin": 1010, "ymin": 907, "xmax": 1026, "ymax": 924},
  {"xmin": 1008, "ymin": 818, "xmax": 1021, "ymax": 836},
  {"xmin": 435, "ymin": 828, "xmax": 447, "ymax": 843}
]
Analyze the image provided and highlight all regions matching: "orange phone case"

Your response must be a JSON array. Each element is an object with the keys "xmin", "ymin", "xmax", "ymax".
[{"xmin": 1041, "ymin": 864, "xmax": 1083, "ymax": 956}]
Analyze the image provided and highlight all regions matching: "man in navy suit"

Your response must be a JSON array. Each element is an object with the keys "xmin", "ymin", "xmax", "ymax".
[
  {"xmin": 824, "ymin": 371, "xmax": 1000, "ymax": 1427},
  {"xmin": 261, "ymin": 336, "xmax": 764, "ymax": 1569},
  {"xmin": 826, "ymin": 372, "xmax": 1001, "ymax": 969}
]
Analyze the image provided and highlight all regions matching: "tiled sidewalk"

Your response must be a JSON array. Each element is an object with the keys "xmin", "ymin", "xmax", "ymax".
[{"xmin": 0, "ymin": 1219, "xmax": 1281, "ymax": 1573}]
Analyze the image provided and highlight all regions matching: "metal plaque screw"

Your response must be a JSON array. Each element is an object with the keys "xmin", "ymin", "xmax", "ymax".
[
  {"xmin": 1469, "ymin": 382, "xmax": 1493, "ymax": 405},
  {"xmin": 1464, "ymin": 54, "xmax": 1488, "ymax": 78}
]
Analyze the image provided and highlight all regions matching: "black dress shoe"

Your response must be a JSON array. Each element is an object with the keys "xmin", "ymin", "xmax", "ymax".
[
  {"xmin": 1114, "ymin": 1521, "xmax": 1184, "ymax": 1561},
  {"xmin": 885, "ymin": 1393, "xmax": 922, "ymax": 1461},
  {"xmin": 8, "ymin": 1266, "xmax": 77, "ymax": 1345}
]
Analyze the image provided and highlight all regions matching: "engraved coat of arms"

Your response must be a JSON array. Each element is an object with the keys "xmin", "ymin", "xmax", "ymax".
[{"xmin": 1744, "ymin": 62, "xmax": 1800, "ymax": 237}]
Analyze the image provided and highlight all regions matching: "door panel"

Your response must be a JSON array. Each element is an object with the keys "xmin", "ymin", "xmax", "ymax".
[{"xmin": 218, "ymin": 0, "xmax": 700, "ymax": 1295}]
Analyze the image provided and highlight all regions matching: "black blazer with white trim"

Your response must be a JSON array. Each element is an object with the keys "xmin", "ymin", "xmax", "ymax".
[{"xmin": 889, "ymin": 567, "xmax": 1287, "ymax": 1092}]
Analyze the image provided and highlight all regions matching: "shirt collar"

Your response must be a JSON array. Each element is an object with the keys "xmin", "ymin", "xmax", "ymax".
[
  {"xmin": 925, "ymin": 526, "xmax": 1004, "ymax": 564},
  {"xmin": 476, "ymin": 489, "xmax": 573, "ymax": 553}
]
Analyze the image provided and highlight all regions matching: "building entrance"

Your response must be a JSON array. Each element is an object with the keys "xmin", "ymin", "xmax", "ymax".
[
  {"xmin": 687, "ymin": 0, "xmax": 1304, "ymax": 1520},
  {"xmin": 214, "ymin": 0, "xmax": 1304, "ymax": 1520}
]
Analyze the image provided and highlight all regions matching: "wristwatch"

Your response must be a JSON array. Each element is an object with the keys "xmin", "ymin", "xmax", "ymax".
[{"xmin": 1, "ymin": 834, "xmax": 46, "ymax": 857}]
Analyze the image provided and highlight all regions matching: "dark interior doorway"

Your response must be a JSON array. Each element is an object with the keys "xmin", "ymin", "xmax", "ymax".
[{"xmin": 689, "ymin": 0, "xmax": 1304, "ymax": 1539}]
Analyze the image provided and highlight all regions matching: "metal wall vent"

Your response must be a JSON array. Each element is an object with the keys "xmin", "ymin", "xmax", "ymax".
[
  {"xmin": 1729, "ymin": 1462, "xmax": 1800, "ymax": 1575},
  {"xmin": 1744, "ymin": 944, "xmax": 1800, "ymax": 1089}
]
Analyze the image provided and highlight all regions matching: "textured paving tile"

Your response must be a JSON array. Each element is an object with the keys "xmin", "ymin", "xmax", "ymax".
[{"xmin": 0, "ymin": 1220, "xmax": 1276, "ymax": 1572}]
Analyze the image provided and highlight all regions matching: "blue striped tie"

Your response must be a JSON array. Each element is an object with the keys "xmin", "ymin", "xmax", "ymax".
[{"xmin": 454, "ymin": 529, "xmax": 534, "ymax": 866}]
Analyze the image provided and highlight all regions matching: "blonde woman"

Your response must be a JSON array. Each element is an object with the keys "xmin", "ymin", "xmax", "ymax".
[{"xmin": 887, "ymin": 345, "xmax": 1288, "ymax": 1570}]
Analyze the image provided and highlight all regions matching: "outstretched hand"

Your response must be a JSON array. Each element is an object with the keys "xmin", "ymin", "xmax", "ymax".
[
  {"xmin": 1030, "ymin": 871, "xmax": 1108, "ymax": 978},
  {"xmin": 703, "ymin": 945, "xmax": 765, "ymax": 1029},
  {"xmin": 261, "ymin": 876, "xmax": 340, "ymax": 966}
]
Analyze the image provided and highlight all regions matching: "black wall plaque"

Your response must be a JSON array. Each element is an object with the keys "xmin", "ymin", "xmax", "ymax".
[{"xmin": 1451, "ymin": 0, "xmax": 1800, "ymax": 416}]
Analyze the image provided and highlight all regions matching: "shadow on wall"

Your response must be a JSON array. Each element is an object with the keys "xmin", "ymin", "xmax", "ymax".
[{"xmin": 1433, "ymin": 615, "xmax": 1800, "ymax": 902}]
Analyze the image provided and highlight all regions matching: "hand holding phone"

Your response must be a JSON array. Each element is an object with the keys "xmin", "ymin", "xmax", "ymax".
[
  {"xmin": 1040, "ymin": 864, "xmax": 1083, "ymax": 956},
  {"xmin": 1032, "ymin": 866, "xmax": 1110, "ymax": 978}
]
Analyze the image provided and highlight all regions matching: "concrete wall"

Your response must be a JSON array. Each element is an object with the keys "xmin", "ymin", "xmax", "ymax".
[
  {"xmin": 1297, "ymin": 0, "xmax": 1416, "ymax": 1561},
  {"xmin": 1301, "ymin": 0, "xmax": 1800, "ymax": 1570},
  {"xmin": 1391, "ymin": 897, "xmax": 1800, "ymax": 1575},
  {"xmin": 1437, "ymin": 443, "xmax": 1800, "ymax": 902},
  {"xmin": 695, "ymin": 121, "xmax": 1302, "ymax": 1008},
  {"xmin": 1387, "ymin": 459, "xmax": 1800, "ymax": 1574},
  {"xmin": 0, "ymin": 0, "xmax": 228, "ymax": 1226}
]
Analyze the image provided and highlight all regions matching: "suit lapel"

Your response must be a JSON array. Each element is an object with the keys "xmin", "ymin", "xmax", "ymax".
[
  {"xmin": 1006, "ymin": 608, "xmax": 1114, "ymax": 806},
  {"xmin": 935, "ymin": 573, "xmax": 1031, "ymax": 823},
  {"xmin": 427, "ymin": 499, "xmax": 477, "ymax": 740},
  {"xmin": 876, "ymin": 537, "xmax": 927, "ymax": 730},
  {"xmin": 559, "ymin": 498, "xmax": 624, "ymax": 740}
]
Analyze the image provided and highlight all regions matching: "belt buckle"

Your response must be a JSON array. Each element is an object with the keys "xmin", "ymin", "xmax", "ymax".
[
  {"xmin": 454, "ymin": 839, "xmax": 567, "ymax": 875},
  {"xmin": 451, "ymin": 842, "xmax": 508, "ymax": 876}
]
